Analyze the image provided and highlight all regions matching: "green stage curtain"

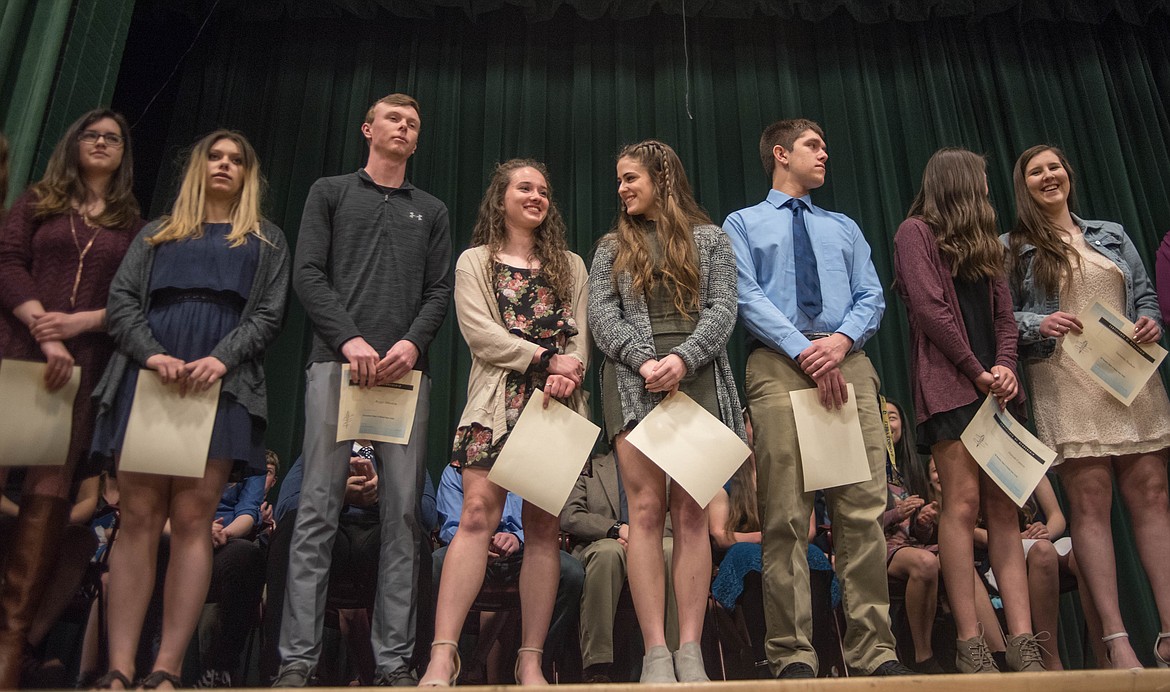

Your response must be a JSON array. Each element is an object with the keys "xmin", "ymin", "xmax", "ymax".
[{"xmin": 116, "ymin": 4, "xmax": 1170, "ymax": 666}]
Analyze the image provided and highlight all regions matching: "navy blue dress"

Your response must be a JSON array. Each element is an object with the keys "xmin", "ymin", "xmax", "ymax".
[{"xmin": 92, "ymin": 223, "xmax": 265, "ymax": 475}]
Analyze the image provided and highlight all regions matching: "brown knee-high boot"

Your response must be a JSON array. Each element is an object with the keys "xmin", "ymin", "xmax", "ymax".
[{"xmin": 0, "ymin": 494, "xmax": 69, "ymax": 689}]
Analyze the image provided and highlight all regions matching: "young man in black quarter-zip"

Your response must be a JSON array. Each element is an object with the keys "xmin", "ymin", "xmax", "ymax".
[{"xmin": 275, "ymin": 93, "xmax": 453, "ymax": 688}]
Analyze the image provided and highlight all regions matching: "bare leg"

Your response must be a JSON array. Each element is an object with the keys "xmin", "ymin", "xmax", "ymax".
[
  {"xmin": 932, "ymin": 440, "xmax": 983, "ymax": 640},
  {"xmin": 515, "ymin": 503, "xmax": 560, "ymax": 685},
  {"xmin": 149, "ymin": 459, "xmax": 232, "ymax": 687},
  {"xmin": 668, "ymin": 483, "xmax": 710, "ymax": 647},
  {"xmin": 1115, "ymin": 449, "xmax": 1170, "ymax": 663},
  {"xmin": 1067, "ymin": 551, "xmax": 1107, "ymax": 666},
  {"xmin": 981, "ymin": 474, "xmax": 1033, "ymax": 637},
  {"xmin": 613, "ymin": 434, "xmax": 669, "ymax": 648},
  {"xmin": 887, "ymin": 548, "xmax": 938, "ymax": 662},
  {"xmin": 1056, "ymin": 457, "xmax": 1140, "ymax": 669},
  {"xmin": 973, "ymin": 575, "xmax": 1005, "ymax": 652},
  {"xmin": 1024, "ymin": 541, "xmax": 1062, "ymax": 670},
  {"xmin": 418, "ymin": 468, "xmax": 506, "ymax": 686},
  {"xmin": 105, "ymin": 469, "xmax": 171, "ymax": 687}
]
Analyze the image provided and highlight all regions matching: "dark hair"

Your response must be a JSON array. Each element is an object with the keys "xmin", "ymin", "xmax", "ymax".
[
  {"xmin": 886, "ymin": 399, "xmax": 930, "ymax": 498},
  {"xmin": 364, "ymin": 93, "xmax": 420, "ymax": 124},
  {"xmin": 1009, "ymin": 145, "xmax": 1079, "ymax": 297},
  {"xmin": 759, "ymin": 118, "xmax": 825, "ymax": 177},
  {"xmin": 906, "ymin": 148, "xmax": 1004, "ymax": 281},
  {"xmin": 30, "ymin": 109, "xmax": 139, "ymax": 230},
  {"xmin": 470, "ymin": 159, "xmax": 573, "ymax": 303}
]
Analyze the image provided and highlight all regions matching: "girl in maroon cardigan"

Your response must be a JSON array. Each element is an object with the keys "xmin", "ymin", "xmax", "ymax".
[
  {"xmin": 893, "ymin": 148, "xmax": 1041, "ymax": 674},
  {"xmin": 0, "ymin": 109, "xmax": 141, "ymax": 688}
]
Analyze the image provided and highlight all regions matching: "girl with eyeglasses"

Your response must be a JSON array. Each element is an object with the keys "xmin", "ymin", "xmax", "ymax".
[{"xmin": 0, "ymin": 110, "xmax": 142, "ymax": 688}]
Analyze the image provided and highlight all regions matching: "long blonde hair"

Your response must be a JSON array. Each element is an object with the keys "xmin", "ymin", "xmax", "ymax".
[
  {"xmin": 1008, "ymin": 145, "xmax": 1079, "ymax": 297},
  {"xmin": 607, "ymin": 140, "xmax": 710, "ymax": 317},
  {"xmin": 149, "ymin": 130, "xmax": 265, "ymax": 247},
  {"xmin": 906, "ymin": 148, "xmax": 1003, "ymax": 281},
  {"xmin": 470, "ymin": 159, "xmax": 573, "ymax": 303}
]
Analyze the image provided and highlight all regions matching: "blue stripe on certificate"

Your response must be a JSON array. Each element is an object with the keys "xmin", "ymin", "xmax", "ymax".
[
  {"xmin": 987, "ymin": 455, "xmax": 1026, "ymax": 498},
  {"xmin": 1090, "ymin": 359, "xmax": 1132, "ymax": 398},
  {"xmin": 359, "ymin": 416, "xmax": 407, "ymax": 438}
]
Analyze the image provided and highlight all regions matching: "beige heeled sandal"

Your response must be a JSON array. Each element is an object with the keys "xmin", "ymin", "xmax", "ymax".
[
  {"xmin": 420, "ymin": 640, "xmax": 461, "ymax": 687},
  {"xmin": 1101, "ymin": 632, "xmax": 1142, "ymax": 672},
  {"xmin": 514, "ymin": 646, "xmax": 544, "ymax": 685},
  {"xmin": 1154, "ymin": 631, "xmax": 1170, "ymax": 668}
]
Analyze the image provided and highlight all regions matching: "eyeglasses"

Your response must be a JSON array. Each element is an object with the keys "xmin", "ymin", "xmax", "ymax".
[{"xmin": 78, "ymin": 131, "xmax": 125, "ymax": 147}]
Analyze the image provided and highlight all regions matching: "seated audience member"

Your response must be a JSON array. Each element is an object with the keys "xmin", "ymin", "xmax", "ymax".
[
  {"xmin": 433, "ymin": 465, "xmax": 584, "ymax": 684},
  {"xmin": 261, "ymin": 445, "xmax": 437, "ymax": 684},
  {"xmin": 0, "ymin": 472, "xmax": 100, "ymax": 687},
  {"xmin": 560, "ymin": 449, "xmax": 677, "ymax": 683},
  {"xmin": 882, "ymin": 400, "xmax": 943, "ymax": 673},
  {"xmin": 194, "ymin": 451, "xmax": 280, "ymax": 687}
]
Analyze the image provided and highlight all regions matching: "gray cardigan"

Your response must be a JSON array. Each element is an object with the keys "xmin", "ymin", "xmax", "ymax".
[
  {"xmin": 588, "ymin": 223, "xmax": 746, "ymax": 441},
  {"xmin": 93, "ymin": 219, "xmax": 291, "ymax": 424}
]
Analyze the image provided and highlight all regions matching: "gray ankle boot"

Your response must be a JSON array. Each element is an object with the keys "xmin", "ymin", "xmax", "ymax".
[
  {"xmin": 673, "ymin": 641, "xmax": 709, "ymax": 682},
  {"xmin": 640, "ymin": 645, "xmax": 677, "ymax": 684}
]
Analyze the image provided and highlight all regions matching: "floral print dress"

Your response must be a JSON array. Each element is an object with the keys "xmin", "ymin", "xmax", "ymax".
[{"xmin": 451, "ymin": 262, "xmax": 578, "ymax": 469}]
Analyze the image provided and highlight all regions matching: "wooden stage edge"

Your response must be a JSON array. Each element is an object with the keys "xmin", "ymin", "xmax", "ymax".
[{"xmin": 282, "ymin": 669, "xmax": 1170, "ymax": 691}]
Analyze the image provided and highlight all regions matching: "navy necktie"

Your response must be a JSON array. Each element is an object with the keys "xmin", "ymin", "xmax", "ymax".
[{"xmin": 787, "ymin": 198, "xmax": 822, "ymax": 319}]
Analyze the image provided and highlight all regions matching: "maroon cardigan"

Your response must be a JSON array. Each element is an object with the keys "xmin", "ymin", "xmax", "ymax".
[{"xmin": 893, "ymin": 218, "xmax": 1023, "ymax": 425}]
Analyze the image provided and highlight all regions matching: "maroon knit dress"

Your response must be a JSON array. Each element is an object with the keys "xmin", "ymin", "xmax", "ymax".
[{"xmin": 0, "ymin": 191, "xmax": 142, "ymax": 478}]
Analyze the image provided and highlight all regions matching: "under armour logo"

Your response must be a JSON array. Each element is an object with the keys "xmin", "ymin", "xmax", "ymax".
[{"xmin": 408, "ymin": 212, "xmax": 423, "ymax": 221}]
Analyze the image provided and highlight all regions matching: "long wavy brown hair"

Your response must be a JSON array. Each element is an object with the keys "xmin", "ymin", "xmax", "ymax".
[
  {"xmin": 471, "ymin": 159, "xmax": 573, "ymax": 302},
  {"xmin": 31, "ymin": 109, "xmax": 139, "ymax": 230},
  {"xmin": 906, "ymin": 148, "xmax": 1004, "ymax": 281},
  {"xmin": 1008, "ymin": 145, "xmax": 1079, "ymax": 297},
  {"xmin": 726, "ymin": 408, "xmax": 760, "ymax": 534},
  {"xmin": 149, "ymin": 130, "xmax": 267, "ymax": 247},
  {"xmin": 606, "ymin": 140, "xmax": 710, "ymax": 317}
]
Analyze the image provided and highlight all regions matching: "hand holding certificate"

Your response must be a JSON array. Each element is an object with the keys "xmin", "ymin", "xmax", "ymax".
[
  {"xmin": 624, "ymin": 392, "xmax": 750, "ymax": 508},
  {"xmin": 1061, "ymin": 301, "xmax": 1167, "ymax": 406},
  {"xmin": 337, "ymin": 367, "xmax": 422, "ymax": 444},
  {"xmin": 119, "ymin": 370, "xmax": 221, "ymax": 477},
  {"xmin": 488, "ymin": 389, "xmax": 600, "ymax": 516},
  {"xmin": 789, "ymin": 384, "xmax": 872, "ymax": 491},
  {"xmin": 0, "ymin": 359, "xmax": 81, "ymax": 467},
  {"xmin": 961, "ymin": 395, "xmax": 1056, "ymax": 508}
]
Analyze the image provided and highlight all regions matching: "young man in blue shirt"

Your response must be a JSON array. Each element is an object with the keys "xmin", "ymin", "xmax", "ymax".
[{"xmin": 723, "ymin": 119, "xmax": 910, "ymax": 678}]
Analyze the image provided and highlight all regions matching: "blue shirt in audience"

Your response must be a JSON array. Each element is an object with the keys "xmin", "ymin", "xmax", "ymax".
[{"xmin": 436, "ymin": 465, "xmax": 523, "ymax": 546}]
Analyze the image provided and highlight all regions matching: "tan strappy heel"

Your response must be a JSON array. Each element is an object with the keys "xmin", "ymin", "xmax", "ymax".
[
  {"xmin": 420, "ymin": 640, "xmax": 461, "ymax": 687},
  {"xmin": 514, "ymin": 646, "xmax": 544, "ymax": 685}
]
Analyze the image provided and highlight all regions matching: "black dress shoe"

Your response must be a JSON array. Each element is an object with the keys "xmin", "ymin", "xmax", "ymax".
[
  {"xmin": 871, "ymin": 659, "xmax": 917, "ymax": 676},
  {"xmin": 776, "ymin": 662, "xmax": 816, "ymax": 678}
]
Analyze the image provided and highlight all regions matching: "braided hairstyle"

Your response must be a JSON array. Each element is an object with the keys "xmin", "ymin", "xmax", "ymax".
[{"xmin": 607, "ymin": 139, "xmax": 711, "ymax": 318}]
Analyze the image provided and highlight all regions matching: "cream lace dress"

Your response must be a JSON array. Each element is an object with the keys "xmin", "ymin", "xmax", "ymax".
[{"xmin": 1027, "ymin": 231, "xmax": 1170, "ymax": 463}]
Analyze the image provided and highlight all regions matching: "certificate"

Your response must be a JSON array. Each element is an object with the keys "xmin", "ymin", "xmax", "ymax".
[
  {"xmin": 961, "ymin": 395, "xmax": 1056, "ymax": 508},
  {"xmin": 0, "ymin": 359, "xmax": 81, "ymax": 467},
  {"xmin": 337, "ymin": 368, "xmax": 422, "ymax": 444},
  {"xmin": 625, "ymin": 392, "xmax": 750, "ymax": 509},
  {"xmin": 1061, "ymin": 301, "xmax": 1167, "ymax": 406},
  {"xmin": 790, "ymin": 384, "xmax": 872, "ymax": 491},
  {"xmin": 488, "ymin": 389, "xmax": 600, "ymax": 516},
  {"xmin": 120, "ymin": 370, "xmax": 221, "ymax": 477}
]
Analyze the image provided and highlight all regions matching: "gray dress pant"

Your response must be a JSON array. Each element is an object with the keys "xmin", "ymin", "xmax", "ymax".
[{"xmin": 278, "ymin": 361, "xmax": 430, "ymax": 673}]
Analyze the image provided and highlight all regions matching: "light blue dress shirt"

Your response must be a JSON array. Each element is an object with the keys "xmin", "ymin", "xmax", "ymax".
[
  {"xmin": 436, "ymin": 465, "xmax": 524, "ymax": 546},
  {"xmin": 723, "ymin": 189, "xmax": 885, "ymax": 360}
]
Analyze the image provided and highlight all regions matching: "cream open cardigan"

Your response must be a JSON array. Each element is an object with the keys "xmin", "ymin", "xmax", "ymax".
[{"xmin": 453, "ymin": 244, "xmax": 592, "ymax": 436}]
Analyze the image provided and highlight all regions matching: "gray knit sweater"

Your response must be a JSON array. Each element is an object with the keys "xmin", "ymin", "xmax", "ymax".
[
  {"xmin": 93, "ymin": 219, "xmax": 290, "ymax": 424},
  {"xmin": 588, "ymin": 223, "xmax": 746, "ymax": 441}
]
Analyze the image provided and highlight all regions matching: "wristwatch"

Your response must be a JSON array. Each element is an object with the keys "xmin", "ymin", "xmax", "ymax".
[
  {"xmin": 607, "ymin": 522, "xmax": 624, "ymax": 539},
  {"xmin": 539, "ymin": 348, "xmax": 556, "ymax": 371}
]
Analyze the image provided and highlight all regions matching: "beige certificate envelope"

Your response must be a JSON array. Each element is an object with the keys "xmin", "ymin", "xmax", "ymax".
[
  {"xmin": 488, "ymin": 389, "xmax": 600, "ymax": 516},
  {"xmin": 1061, "ymin": 301, "xmax": 1167, "ymax": 406},
  {"xmin": 337, "ymin": 367, "xmax": 422, "ymax": 444},
  {"xmin": 119, "ymin": 370, "xmax": 221, "ymax": 477},
  {"xmin": 0, "ymin": 359, "xmax": 81, "ymax": 466},
  {"xmin": 790, "ymin": 384, "xmax": 871, "ymax": 491},
  {"xmin": 624, "ymin": 392, "xmax": 750, "ymax": 508}
]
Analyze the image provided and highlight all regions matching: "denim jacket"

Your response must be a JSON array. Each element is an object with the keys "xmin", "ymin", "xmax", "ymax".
[{"xmin": 999, "ymin": 216, "xmax": 1160, "ymax": 362}]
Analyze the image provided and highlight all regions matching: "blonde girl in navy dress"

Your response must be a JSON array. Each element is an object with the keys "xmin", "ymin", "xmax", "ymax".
[{"xmin": 90, "ymin": 131, "xmax": 289, "ymax": 689}]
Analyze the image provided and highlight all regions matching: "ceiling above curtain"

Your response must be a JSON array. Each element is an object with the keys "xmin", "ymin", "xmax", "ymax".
[{"xmin": 184, "ymin": 0, "xmax": 1169, "ymax": 24}]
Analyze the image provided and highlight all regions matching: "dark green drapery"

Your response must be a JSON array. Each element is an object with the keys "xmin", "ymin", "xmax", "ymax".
[{"xmin": 108, "ymin": 3, "xmax": 1170, "ymax": 666}]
